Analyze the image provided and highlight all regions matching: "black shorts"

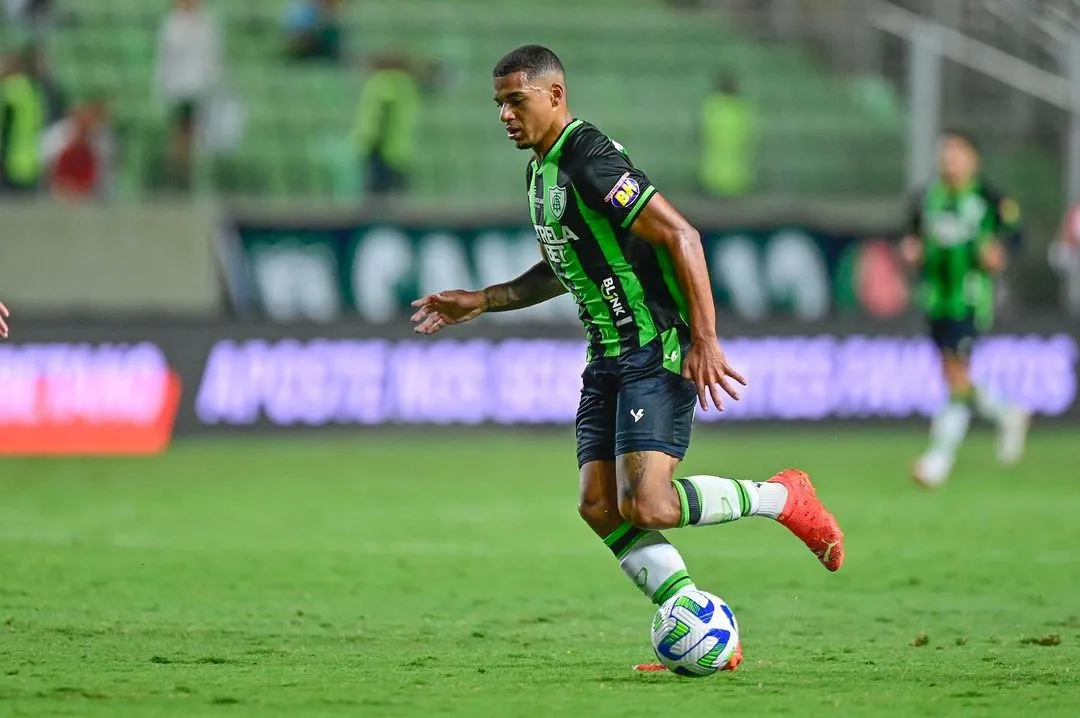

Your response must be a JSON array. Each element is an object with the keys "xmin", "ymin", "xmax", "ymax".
[
  {"xmin": 929, "ymin": 315, "xmax": 979, "ymax": 359},
  {"xmin": 575, "ymin": 329, "xmax": 698, "ymax": 468}
]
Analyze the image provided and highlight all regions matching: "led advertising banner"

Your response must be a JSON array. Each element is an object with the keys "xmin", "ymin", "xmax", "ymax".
[
  {"xmin": 0, "ymin": 342, "xmax": 183, "ymax": 455},
  {"xmin": 191, "ymin": 334, "xmax": 1077, "ymax": 428},
  {"xmin": 1, "ymin": 321, "xmax": 1076, "ymax": 451}
]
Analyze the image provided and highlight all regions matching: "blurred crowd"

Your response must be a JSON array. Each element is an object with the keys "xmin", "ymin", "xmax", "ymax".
[
  {"xmin": 0, "ymin": 0, "xmax": 765, "ymax": 205},
  {"xmin": 0, "ymin": 0, "xmax": 438, "ymax": 202}
]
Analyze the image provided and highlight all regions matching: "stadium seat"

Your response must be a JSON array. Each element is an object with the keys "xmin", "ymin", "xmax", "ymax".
[{"xmin": 48, "ymin": 0, "xmax": 909, "ymax": 200}]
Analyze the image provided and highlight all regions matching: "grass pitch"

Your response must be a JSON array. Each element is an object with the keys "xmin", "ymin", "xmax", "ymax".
[{"xmin": 1, "ymin": 426, "xmax": 1078, "ymax": 717}]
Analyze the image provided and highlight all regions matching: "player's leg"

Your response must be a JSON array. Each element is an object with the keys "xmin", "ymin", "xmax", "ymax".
[
  {"xmin": 915, "ymin": 317, "xmax": 1028, "ymax": 488},
  {"xmin": 613, "ymin": 367, "xmax": 844, "ymax": 572},
  {"xmin": 915, "ymin": 343, "xmax": 973, "ymax": 488},
  {"xmin": 575, "ymin": 361, "xmax": 696, "ymax": 606},
  {"xmin": 578, "ymin": 460, "xmax": 696, "ymax": 605},
  {"xmin": 956, "ymin": 317, "xmax": 1031, "ymax": 465},
  {"xmin": 576, "ymin": 379, "xmax": 741, "ymax": 674}
]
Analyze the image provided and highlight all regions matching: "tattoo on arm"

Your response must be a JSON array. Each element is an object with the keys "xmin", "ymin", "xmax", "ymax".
[{"xmin": 483, "ymin": 261, "xmax": 567, "ymax": 312}]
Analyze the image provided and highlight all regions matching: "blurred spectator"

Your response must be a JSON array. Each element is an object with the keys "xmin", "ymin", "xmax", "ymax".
[
  {"xmin": 1050, "ymin": 200, "xmax": 1080, "ymax": 316},
  {"xmin": 154, "ymin": 0, "xmax": 222, "ymax": 190},
  {"xmin": 41, "ymin": 95, "xmax": 117, "ymax": 201},
  {"xmin": 0, "ymin": 46, "xmax": 47, "ymax": 195},
  {"xmin": 283, "ymin": 0, "xmax": 343, "ymax": 63},
  {"xmin": 351, "ymin": 54, "xmax": 421, "ymax": 199},
  {"xmin": 698, "ymin": 72, "xmax": 758, "ymax": 197}
]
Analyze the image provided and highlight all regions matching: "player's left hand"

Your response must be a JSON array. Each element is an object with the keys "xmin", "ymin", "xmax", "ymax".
[
  {"xmin": 0, "ymin": 301, "xmax": 8, "ymax": 338},
  {"xmin": 683, "ymin": 339, "xmax": 746, "ymax": 411}
]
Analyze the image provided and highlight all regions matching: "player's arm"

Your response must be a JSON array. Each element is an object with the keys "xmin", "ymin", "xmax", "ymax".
[
  {"xmin": 980, "ymin": 188, "xmax": 1022, "ymax": 274},
  {"xmin": 900, "ymin": 191, "xmax": 925, "ymax": 268},
  {"xmin": 0, "ymin": 301, "xmax": 8, "ymax": 339},
  {"xmin": 410, "ymin": 258, "xmax": 566, "ymax": 335},
  {"xmin": 628, "ymin": 197, "xmax": 715, "ymax": 345},
  {"xmin": 482, "ymin": 259, "xmax": 567, "ymax": 312},
  {"xmin": 629, "ymin": 196, "xmax": 745, "ymax": 410}
]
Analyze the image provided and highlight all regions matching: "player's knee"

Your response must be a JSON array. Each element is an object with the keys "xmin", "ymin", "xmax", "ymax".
[
  {"xmin": 578, "ymin": 492, "xmax": 619, "ymax": 534},
  {"xmin": 618, "ymin": 493, "xmax": 679, "ymax": 530},
  {"xmin": 577, "ymin": 493, "xmax": 606, "ymax": 525}
]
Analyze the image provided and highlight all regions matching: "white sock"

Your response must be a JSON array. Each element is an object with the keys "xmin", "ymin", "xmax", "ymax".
[
  {"xmin": 604, "ymin": 523, "xmax": 695, "ymax": 605},
  {"xmin": 674, "ymin": 475, "xmax": 788, "ymax": 526},
  {"xmin": 973, "ymin": 386, "xmax": 1013, "ymax": 425},
  {"xmin": 929, "ymin": 399, "xmax": 972, "ymax": 459}
]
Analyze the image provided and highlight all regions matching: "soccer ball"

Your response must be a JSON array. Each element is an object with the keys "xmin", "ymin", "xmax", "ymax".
[{"xmin": 650, "ymin": 589, "xmax": 739, "ymax": 677}]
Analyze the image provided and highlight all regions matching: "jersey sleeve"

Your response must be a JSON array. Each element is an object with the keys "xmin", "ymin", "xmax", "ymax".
[
  {"xmin": 569, "ymin": 131, "xmax": 657, "ymax": 230},
  {"xmin": 983, "ymin": 185, "xmax": 1023, "ymax": 255}
]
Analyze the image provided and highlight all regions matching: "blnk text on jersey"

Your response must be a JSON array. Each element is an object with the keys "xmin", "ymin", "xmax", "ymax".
[{"xmin": 527, "ymin": 119, "xmax": 689, "ymax": 361}]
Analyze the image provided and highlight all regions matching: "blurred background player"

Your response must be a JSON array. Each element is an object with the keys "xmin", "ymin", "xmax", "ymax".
[
  {"xmin": 411, "ymin": 45, "xmax": 845, "ymax": 671},
  {"xmin": 901, "ymin": 129, "xmax": 1029, "ymax": 488}
]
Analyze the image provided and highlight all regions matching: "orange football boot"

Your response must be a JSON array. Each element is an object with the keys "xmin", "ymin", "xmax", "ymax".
[
  {"xmin": 768, "ymin": 469, "xmax": 845, "ymax": 572},
  {"xmin": 633, "ymin": 641, "xmax": 743, "ymax": 674}
]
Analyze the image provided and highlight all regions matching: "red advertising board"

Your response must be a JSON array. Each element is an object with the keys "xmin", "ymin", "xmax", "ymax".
[{"xmin": 0, "ymin": 343, "xmax": 183, "ymax": 456}]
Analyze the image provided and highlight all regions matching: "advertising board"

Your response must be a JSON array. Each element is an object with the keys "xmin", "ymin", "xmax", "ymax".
[{"xmin": 1, "ymin": 319, "xmax": 1075, "ymax": 453}]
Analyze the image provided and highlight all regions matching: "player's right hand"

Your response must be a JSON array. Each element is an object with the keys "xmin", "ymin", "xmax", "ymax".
[
  {"xmin": 899, "ymin": 236, "xmax": 923, "ymax": 267},
  {"xmin": 410, "ymin": 290, "xmax": 486, "ymax": 335},
  {"xmin": 0, "ymin": 301, "xmax": 9, "ymax": 338}
]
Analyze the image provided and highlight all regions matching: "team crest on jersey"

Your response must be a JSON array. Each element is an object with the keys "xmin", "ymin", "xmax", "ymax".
[
  {"xmin": 605, "ymin": 172, "xmax": 640, "ymax": 209},
  {"xmin": 548, "ymin": 185, "xmax": 567, "ymax": 221}
]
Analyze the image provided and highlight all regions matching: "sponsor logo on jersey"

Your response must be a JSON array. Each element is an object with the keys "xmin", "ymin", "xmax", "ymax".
[
  {"xmin": 534, "ymin": 224, "xmax": 579, "ymax": 265},
  {"xmin": 601, "ymin": 276, "xmax": 627, "ymax": 318},
  {"xmin": 605, "ymin": 172, "xmax": 640, "ymax": 209},
  {"xmin": 548, "ymin": 185, "xmax": 567, "ymax": 221}
]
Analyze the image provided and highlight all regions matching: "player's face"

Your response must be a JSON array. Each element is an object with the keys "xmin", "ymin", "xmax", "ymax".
[
  {"xmin": 493, "ymin": 72, "xmax": 558, "ymax": 150},
  {"xmin": 939, "ymin": 136, "xmax": 978, "ymax": 185}
]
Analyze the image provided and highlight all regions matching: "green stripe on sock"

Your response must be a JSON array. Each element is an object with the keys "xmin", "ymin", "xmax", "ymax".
[
  {"xmin": 733, "ymin": 480, "xmax": 751, "ymax": 517},
  {"xmin": 615, "ymin": 528, "xmax": 651, "ymax": 561},
  {"xmin": 672, "ymin": 481, "xmax": 690, "ymax": 528},
  {"xmin": 604, "ymin": 521, "xmax": 648, "ymax": 560},
  {"xmin": 652, "ymin": 570, "xmax": 693, "ymax": 605},
  {"xmin": 603, "ymin": 522, "xmax": 634, "ymax": 549}
]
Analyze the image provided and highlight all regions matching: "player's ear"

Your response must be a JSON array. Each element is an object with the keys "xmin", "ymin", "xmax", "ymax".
[{"xmin": 549, "ymin": 81, "xmax": 564, "ymax": 108}]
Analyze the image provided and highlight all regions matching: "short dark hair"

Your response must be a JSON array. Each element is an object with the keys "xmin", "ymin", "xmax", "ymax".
[
  {"xmin": 493, "ymin": 45, "xmax": 564, "ymax": 81},
  {"xmin": 941, "ymin": 127, "xmax": 981, "ymax": 155}
]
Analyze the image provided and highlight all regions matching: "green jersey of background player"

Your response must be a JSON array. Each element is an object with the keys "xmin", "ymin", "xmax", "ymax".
[
  {"xmin": 900, "ymin": 129, "xmax": 1030, "ymax": 488},
  {"xmin": 411, "ymin": 45, "xmax": 845, "ymax": 671}
]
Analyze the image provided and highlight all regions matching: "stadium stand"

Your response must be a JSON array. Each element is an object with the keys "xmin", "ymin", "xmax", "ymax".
[{"xmin": 31, "ymin": 0, "xmax": 908, "ymax": 201}]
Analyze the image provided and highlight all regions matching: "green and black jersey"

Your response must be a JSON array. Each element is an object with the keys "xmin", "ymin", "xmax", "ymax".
[
  {"xmin": 527, "ymin": 119, "xmax": 689, "ymax": 361},
  {"xmin": 905, "ymin": 179, "xmax": 1022, "ymax": 329}
]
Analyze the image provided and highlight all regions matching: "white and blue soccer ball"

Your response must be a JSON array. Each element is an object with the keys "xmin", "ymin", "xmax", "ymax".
[{"xmin": 651, "ymin": 589, "xmax": 739, "ymax": 677}]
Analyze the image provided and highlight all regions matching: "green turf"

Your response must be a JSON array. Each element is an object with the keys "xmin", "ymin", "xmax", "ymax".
[{"xmin": 1, "ymin": 426, "xmax": 1079, "ymax": 717}]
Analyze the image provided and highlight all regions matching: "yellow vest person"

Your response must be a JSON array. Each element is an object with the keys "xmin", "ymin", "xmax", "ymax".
[
  {"xmin": 698, "ymin": 75, "xmax": 757, "ymax": 197},
  {"xmin": 351, "ymin": 56, "xmax": 421, "ymax": 197},
  {"xmin": 0, "ymin": 68, "xmax": 46, "ymax": 192}
]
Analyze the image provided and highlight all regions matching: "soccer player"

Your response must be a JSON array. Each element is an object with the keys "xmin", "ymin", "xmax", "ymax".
[
  {"xmin": 901, "ymin": 129, "xmax": 1030, "ymax": 488},
  {"xmin": 411, "ymin": 45, "xmax": 845, "ymax": 670}
]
